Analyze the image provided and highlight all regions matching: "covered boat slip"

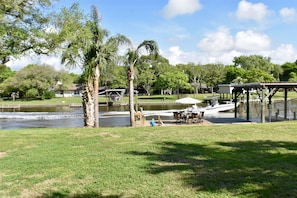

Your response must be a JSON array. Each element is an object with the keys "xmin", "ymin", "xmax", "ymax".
[{"xmin": 232, "ymin": 82, "xmax": 297, "ymax": 123}]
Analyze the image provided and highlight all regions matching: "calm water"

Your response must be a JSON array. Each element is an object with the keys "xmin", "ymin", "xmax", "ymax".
[
  {"xmin": 1, "ymin": 100, "xmax": 296, "ymax": 130},
  {"xmin": 0, "ymin": 104, "xmax": 192, "ymax": 130}
]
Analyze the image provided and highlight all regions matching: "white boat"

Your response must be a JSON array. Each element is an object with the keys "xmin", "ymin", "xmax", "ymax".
[
  {"xmin": 100, "ymin": 103, "xmax": 236, "ymax": 118},
  {"xmin": 100, "ymin": 97, "xmax": 237, "ymax": 118},
  {"xmin": 202, "ymin": 103, "xmax": 237, "ymax": 115}
]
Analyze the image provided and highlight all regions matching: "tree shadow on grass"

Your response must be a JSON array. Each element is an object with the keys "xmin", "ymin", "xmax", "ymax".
[
  {"xmin": 38, "ymin": 191, "xmax": 121, "ymax": 198},
  {"xmin": 128, "ymin": 140, "xmax": 297, "ymax": 197}
]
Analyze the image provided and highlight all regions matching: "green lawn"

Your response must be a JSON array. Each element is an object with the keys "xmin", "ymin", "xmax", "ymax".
[
  {"xmin": 1, "ymin": 91, "xmax": 297, "ymax": 106},
  {"xmin": 0, "ymin": 94, "xmax": 217, "ymax": 106},
  {"xmin": 1, "ymin": 122, "xmax": 297, "ymax": 197}
]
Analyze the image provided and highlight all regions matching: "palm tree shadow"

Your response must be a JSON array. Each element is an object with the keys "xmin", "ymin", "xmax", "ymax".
[{"xmin": 128, "ymin": 140, "xmax": 297, "ymax": 197}]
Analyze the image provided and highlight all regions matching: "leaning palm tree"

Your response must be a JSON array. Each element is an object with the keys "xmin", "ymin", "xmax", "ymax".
[
  {"xmin": 59, "ymin": 4, "xmax": 130, "ymax": 127},
  {"xmin": 126, "ymin": 41, "xmax": 159, "ymax": 126}
]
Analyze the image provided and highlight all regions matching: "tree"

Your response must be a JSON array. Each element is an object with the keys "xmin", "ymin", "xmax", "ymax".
[
  {"xmin": 280, "ymin": 62, "xmax": 297, "ymax": 81},
  {"xmin": 125, "ymin": 41, "xmax": 159, "ymax": 127},
  {"xmin": 223, "ymin": 65, "xmax": 246, "ymax": 83},
  {"xmin": 243, "ymin": 68, "xmax": 275, "ymax": 82},
  {"xmin": 288, "ymin": 72, "xmax": 297, "ymax": 82},
  {"xmin": 271, "ymin": 64, "xmax": 283, "ymax": 81},
  {"xmin": 103, "ymin": 65, "xmax": 128, "ymax": 89},
  {"xmin": 0, "ymin": 0, "xmax": 57, "ymax": 64},
  {"xmin": 204, "ymin": 64, "xmax": 225, "ymax": 92},
  {"xmin": 178, "ymin": 63, "xmax": 207, "ymax": 95},
  {"xmin": 138, "ymin": 67, "xmax": 155, "ymax": 95},
  {"xmin": 155, "ymin": 71, "xmax": 192, "ymax": 96},
  {"xmin": 0, "ymin": 65, "xmax": 15, "ymax": 83},
  {"xmin": 0, "ymin": 64, "xmax": 60, "ymax": 99},
  {"xmin": 233, "ymin": 55, "xmax": 274, "ymax": 72},
  {"xmin": 56, "ymin": 4, "xmax": 130, "ymax": 127}
]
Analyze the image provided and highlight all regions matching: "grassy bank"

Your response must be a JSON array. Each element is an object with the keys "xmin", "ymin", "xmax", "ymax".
[
  {"xmin": 1, "ymin": 91, "xmax": 297, "ymax": 107},
  {"xmin": 1, "ymin": 122, "xmax": 297, "ymax": 197},
  {"xmin": 0, "ymin": 94, "xmax": 214, "ymax": 106}
]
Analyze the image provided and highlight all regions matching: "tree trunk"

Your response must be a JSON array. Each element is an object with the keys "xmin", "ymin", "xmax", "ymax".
[
  {"xmin": 128, "ymin": 65, "xmax": 135, "ymax": 127},
  {"xmin": 82, "ymin": 79, "xmax": 95, "ymax": 127},
  {"xmin": 94, "ymin": 65, "xmax": 99, "ymax": 128}
]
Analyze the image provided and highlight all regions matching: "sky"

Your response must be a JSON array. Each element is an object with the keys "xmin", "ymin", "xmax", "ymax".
[{"xmin": 7, "ymin": 0, "xmax": 297, "ymax": 73}]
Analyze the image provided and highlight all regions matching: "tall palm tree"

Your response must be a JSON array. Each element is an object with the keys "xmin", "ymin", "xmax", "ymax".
[
  {"xmin": 126, "ymin": 40, "xmax": 159, "ymax": 126},
  {"xmin": 60, "ymin": 4, "xmax": 130, "ymax": 127}
]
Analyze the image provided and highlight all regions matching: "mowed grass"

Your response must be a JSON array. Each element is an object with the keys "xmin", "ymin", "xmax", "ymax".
[{"xmin": 1, "ymin": 122, "xmax": 297, "ymax": 197}]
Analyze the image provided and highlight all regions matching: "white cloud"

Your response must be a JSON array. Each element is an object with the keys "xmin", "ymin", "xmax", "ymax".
[
  {"xmin": 197, "ymin": 28, "xmax": 270, "ymax": 53},
  {"xmin": 235, "ymin": 0, "xmax": 269, "ymax": 22},
  {"xmin": 234, "ymin": 30, "xmax": 271, "ymax": 51},
  {"xmin": 270, "ymin": 44, "xmax": 297, "ymax": 64},
  {"xmin": 162, "ymin": 44, "xmax": 297, "ymax": 67},
  {"xmin": 162, "ymin": 0, "xmax": 202, "ymax": 19},
  {"xmin": 161, "ymin": 46, "xmax": 198, "ymax": 65},
  {"xmin": 280, "ymin": 8, "xmax": 297, "ymax": 23},
  {"xmin": 6, "ymin": 54, "xmax": 82, "ymax": 74},
  {"xmin": 197, "ymin": 27, "xmax": 234, "ymax": 53}
]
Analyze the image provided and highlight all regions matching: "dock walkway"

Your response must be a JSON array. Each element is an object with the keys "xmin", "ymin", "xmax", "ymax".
[{"xmin": 138, "ymin": 117, "xmax": 252, "ymax": 127}]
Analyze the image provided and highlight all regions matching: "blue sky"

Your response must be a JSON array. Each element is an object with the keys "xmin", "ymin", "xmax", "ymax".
[{"xmin": 7, "ymin": 0, "xmax": 297, "ymax": 73}]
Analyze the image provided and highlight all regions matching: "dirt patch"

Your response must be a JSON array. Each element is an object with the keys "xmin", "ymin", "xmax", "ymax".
[
  {"xmin": 0, "ymin": 152, "xmax": 7, "ymax": 158},
  {"xmin": 99, "ymin": 132, "xmax": 121, "ymax": 138}
]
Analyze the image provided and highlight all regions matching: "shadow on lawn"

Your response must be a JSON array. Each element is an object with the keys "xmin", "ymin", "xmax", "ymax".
[
  {"xmin": 128, "ymin": 140, "xmax": 297, "ymax": 197},
  {"xmin": 39, "ymin": 192, "xmax": 121, "ymax": 198}
]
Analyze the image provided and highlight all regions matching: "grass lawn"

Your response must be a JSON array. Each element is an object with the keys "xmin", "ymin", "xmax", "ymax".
[
  {"xmin": 2, "ymin": 91, "xmax": 297, "ymax": 106},
  {"xmin": 1, "ymin": 122, "xmax": 297, "ymax": 197}
]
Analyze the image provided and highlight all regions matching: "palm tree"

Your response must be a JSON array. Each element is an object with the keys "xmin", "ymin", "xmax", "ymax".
[
  {"xmin": 60, "ymin": 4, "xmax": 130, "ymax": 127},
  {"xmin": 126, "ymin": 41, "xmax": 159, "ymax": 126}
]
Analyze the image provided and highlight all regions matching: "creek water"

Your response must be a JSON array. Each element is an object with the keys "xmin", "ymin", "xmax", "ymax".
[
  {"xmin": 0, "ymin": 104, "xmax": 190, "ymax": 130},
  {"xmin": 1, "ymin": 100, "xmax": 297, "ymax": 130}
]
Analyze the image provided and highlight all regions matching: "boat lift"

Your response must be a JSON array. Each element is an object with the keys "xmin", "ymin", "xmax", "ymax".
[{"xmin": 232, "ymin": 82, "xmax": 297, "ymax": 123}]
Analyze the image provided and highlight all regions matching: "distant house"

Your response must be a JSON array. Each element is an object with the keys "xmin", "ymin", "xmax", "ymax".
[
  {"xmin": 191, "ymin": 82, "xmax": 211, "ymax": 93},
  {"xmin": 55, "ymin": 83, "xmax": 84, "ymax": 98},
  {"xmin": 218, "ymin": 84, "xmax": 234, "ymax": 94},
  {"xmin": 217, "ymin": 84, "xmax": 235, "ymax": 101}
]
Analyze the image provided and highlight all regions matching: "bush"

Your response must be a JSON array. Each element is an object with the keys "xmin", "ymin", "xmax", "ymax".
[
  {"xmin": 26, "ymin": 88, "xmax": 38, "ymax": 98},
  {"xmin": 44, "ymin": 90, "xmax": 55, "ymax": 99}
]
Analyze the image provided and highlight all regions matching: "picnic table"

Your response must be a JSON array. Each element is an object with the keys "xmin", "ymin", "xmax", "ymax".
[{"xmin": 173, "ymin": 110, "xmax": 204, "ymax": 124}]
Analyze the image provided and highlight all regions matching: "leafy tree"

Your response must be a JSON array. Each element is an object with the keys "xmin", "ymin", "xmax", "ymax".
[
  {"xmin": 155, "ymin": 71, "xmax": 192, "ymax": 95},
  {"xmin": 109, "ymin": 66, "xmax": 128, "ymax": 89},
  {"xmin": 243, "ymin": 68, "xmax": 275, "ymax": 82},
  {"xmin": 271, "ymin": 64, "xmax": 283, "ymax": 81},
  {"xmin": 125, "ymin": 40, "xmax": 159, "ymax": 127},
  {"xmin": 280, "ymin": 62, "xmax": 297, "ymax": 81},
  {"xmin": 204, "ymin": 63, "xmax": 225, "ymax": 92},
  {"xmin": 0, "ymin": 64, "xmax": 60, "ymax": 99},
  {"xmin": 233, "ymin": 55, "xmax": 274, "ymax": 72},
  {"xmin": 138, "ymin": 67, "xmax": 155, "ymax": 95},
  {"xmin": 151, "ymin": 55, "xmax": 172, "ymax": 77},
  {"xmin": 0, "ymin": 65, "xmax": 15, "ymax": 83},
  {"xmin": 223, "ymin": 65, "xmax": 246, "ymax": 83},
  {"xmin": 288, "ymin": 72, "xmax": 297, "ymax": 82},
  {"xmin": 178, "ymin": 63, "xmax": 208, "ymax": 95},
  {"xmin": 0, "ymin": 0, "xmax": 57, "ymax": 64}
]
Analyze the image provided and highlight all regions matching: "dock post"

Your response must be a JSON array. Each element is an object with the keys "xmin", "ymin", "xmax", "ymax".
[
  {"xmin": 261, "ymin": 89, "xmax": 265, "ymax": 123},
  {"xmin": 275, "ymin": 109, "xmax": 279, "ymax": 121}
]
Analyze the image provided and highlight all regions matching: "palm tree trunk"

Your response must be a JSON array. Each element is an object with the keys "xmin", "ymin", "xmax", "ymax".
[
  {"xmin": 94, "ymin": 65, "xmax": 99, "ymax": 128},
  {"xmin": 82, "ymin": 79, "xmax": 95, "ymax": 127},
  {"xmin": 128, "ymin": 65, "xmax": 135, "ymax": 127}
]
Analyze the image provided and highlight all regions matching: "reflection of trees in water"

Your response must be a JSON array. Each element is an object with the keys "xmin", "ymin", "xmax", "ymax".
[{"xmin": 237, "ymin": 100, "xmax": 297, "ymax": 122}]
